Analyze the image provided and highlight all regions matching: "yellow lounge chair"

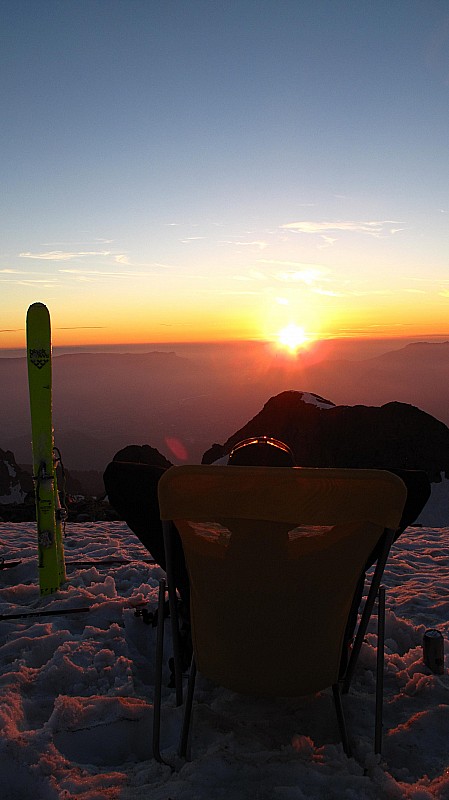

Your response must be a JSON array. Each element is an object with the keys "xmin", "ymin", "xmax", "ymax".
[{"xmin": 153, "ymin": 465, "xmax": 406, "ymax": 761}]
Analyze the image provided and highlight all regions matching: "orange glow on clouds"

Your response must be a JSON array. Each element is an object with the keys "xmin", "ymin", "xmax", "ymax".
[{"xmin": 2, "ymin": 287, "xmax": 449, "ymax": 353}]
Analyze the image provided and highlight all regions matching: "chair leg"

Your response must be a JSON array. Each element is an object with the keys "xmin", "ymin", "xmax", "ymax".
[
  {"xmin": 343, "ymin": 527, "xmax": 395, "ymax": 694},
  {"xmin": 178, "ymin": 656, "xmax": 197, "ymax": 759},
  {"xmin": 163, "ymin": 521, "xmax": 183, "ymax": 706},
  {"xmin": 375, "ymin": 585, "xmax": 386, "ymax": 754},
  {"xmin": 332, "ymin": 683, "xmax": 351, "ymax": 757},
  {"xmin": 152, "ymin": 578, "xmax": 166, "ymax": 762}
]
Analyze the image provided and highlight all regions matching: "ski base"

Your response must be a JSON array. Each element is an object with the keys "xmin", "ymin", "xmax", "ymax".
[{"xmin": 26, "ymin": 302, "xmax": 66, "ymax": 595}]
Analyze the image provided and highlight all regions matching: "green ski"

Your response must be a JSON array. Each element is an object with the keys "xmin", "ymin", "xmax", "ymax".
[{"xmin": 26, "ymin": 302, "xmax": 66, "ymax": 594}]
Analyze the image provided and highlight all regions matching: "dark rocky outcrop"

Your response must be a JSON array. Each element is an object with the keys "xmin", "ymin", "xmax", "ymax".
[
  {"xmin": 202, "ymin": 390, "xmax": 449, "ymax": 482},
  {"xmin": 4, "ymin": 390, "xmax": 449, "ymax": 522},
  {"xmin": 112, "ymin": 444, "xmax": 173, "ymax": 469}
]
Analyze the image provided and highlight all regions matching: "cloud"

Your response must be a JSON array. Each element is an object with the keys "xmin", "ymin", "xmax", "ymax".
[
  {"xmin": 318, "ymin": 236, "xmax": 338, "ymax": 247},
  {"xmin": 219, "ymin": 240, "xmax": 268, "ymax": 250},
  {"xmin": 56, "ymin": 326, "xmax": 106, "ymax": 330},
  {"xmin": 347, "ymin": 288, "xmax": 395, "ymax": 297},
  {"xmin": 20, "ymin": 250, "xmax": 112, "ymax": 260},
  {"xmin": 311, "ymin": 288, "xmax": 345, "ymax": 297},
  {"xmin": 59, "ymin": 269, "xmax": 123, "ymax": 276},
  {"xmin": 0, "ymin": 278, "xmax": 60, "ymax": 288},
  {"xmin": 59, "ymin": 269, "xmax": 142, "ymax": 280},
  {"xmin": 0, "ymin": 270, "xmax": 62, "ymax": 286},
  {"xmin": 276, "ymin": 267, "xmax": 330, "ymax": 285},
  {"xmin": 40, "ymin": 239, "xmax": 114, "ymax": 245},
  {"xmin": 259, "ymin": 259, "xmax": 328, "ymax": 269},
  {"xmin": 114, "ymin": 254, "xmax": 171, "ymax": 270},
  {"xmin": 248, "ymin": 269, "xmax": 269, "ymax": 281},
  {"xmin": 232, "ymin": 270, "xmax": 270, "ymax": 283},
  {"xmin": 236, "ymin": 260, "xmax": 334, "ymax": 291},
  {"xmin": 281, "ymin": 220, "xmax": 404, "ymax": 237},
  {"xmin": 196, "ymin": 288, "xmax": 259, "ymax": 296},
  {"xmin": 59, "ymin": 267, "xmax": 167, "ymax": 280},
  {"xmin": 258, "ymin": 262, "xmax": 331, "ymax": 285}
]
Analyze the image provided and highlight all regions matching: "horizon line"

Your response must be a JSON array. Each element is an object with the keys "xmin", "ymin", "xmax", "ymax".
[{"xmin": 2, "ymin": 331, "xmax": 449, "ymax": 358}]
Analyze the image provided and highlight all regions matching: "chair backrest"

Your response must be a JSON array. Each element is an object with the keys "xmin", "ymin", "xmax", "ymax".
[{"xmin": 158, "ymin": 466, "xmax": 406, "ymax": 697}]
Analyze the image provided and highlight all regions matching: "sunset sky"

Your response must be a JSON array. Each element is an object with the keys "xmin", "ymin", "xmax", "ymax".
[{"xmin": 1, "ymin": 1, "xmax": 449, "ymax": 349}]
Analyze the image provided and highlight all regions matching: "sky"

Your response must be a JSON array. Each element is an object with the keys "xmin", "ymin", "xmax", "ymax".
[{"xmin": 1, "ymin": 0, "xmax": 449, "ymax": 349}]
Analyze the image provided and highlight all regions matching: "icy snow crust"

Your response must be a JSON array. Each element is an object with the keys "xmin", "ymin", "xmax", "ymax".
[{"xmin": 0, "ymin": 521, "xmax": 448, "ymax": 799}]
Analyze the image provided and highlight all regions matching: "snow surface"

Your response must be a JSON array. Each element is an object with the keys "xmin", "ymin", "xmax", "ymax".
[
  {"xmin": 416, "ymin": 476, "xmax": 449, "ymax": 527},
  {"xmin": 298, "ymin": 392, "xmax": 335, "ymax": 409},
  {"xmin": 1, "ymin": 521, "xmax": 448, "ymax": 799}
]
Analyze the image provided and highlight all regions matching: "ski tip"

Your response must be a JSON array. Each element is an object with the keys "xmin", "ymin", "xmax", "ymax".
[
  {"xmin": 26, "ymin": 303, "xmax": 51, "ymax": 332},
  {"xmin": 27, "ymin": 302, "xmax": 49, "ymax": 315}
]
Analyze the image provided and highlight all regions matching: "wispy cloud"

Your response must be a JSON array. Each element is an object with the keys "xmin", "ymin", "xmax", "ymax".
[
  {"xmin": 40, "ymin": 239, "xmax": 114, "ymax": 246},
  {"xmin": 0, "ymin": 268, "xmax": 30, "ymax": 274},
  {"xmin": 197, "ymin": 289, "xmax": 259, "ymax": 296},
  {"xmin": 59, "ymin": 268, "xmax": 161, "ymax": 280},
  {"xmin": 311, "ymin": 288, "xmax": 346, "ymax": 297},
  {"xmin": 20, "ymin": 250, "xmax": 112, "ymax": 260},
  {"xmin": 0, "ymin": 278, "xmax": 60, "ymax": 286},
  {"xmin": 347, "ymin": 288, "xmax": 395, "ymax": 297},
  {"xmin": 59, "ymin": 269, "xmax": 123, "ymax": 276},
  {"xmin": 114, "ymin": 254, "xmax": 171, "ymax": 270},
  {"xmin": 259, "ymin": 258, "xmax": 326, "ymax": 268},
  {"xmin": 318, "ymin": 236, "xmax": 338, "ymax": 248},
  {"xmin": 257, "ymin": 260, "xmax": 331, "ymax": 286},
  {"xmin": 219, "ymin": 240, "xmax": 268, "ymax": 250},
  {"xmin": 276, "ymin": 268, "xmax": 330, "ymax": 285},
  {"xmin": 281, "ymin": 220, "xmax": 404, "ymax": 237},
  {"xmin": 56, "ymin": 326, "xmax": 106, "ymax": 330},
  {"xmin": 233, "ymin": 270, "xmax": 269, "ymax": 282}
]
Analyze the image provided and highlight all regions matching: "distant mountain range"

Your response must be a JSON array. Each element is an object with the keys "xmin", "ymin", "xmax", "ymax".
[
  {"xmin": 2, "ymin": 340, "xmax": 449, "ymax": 472},
  {"xmin": 2, "ymin": 384, "xmax": 449, "ymax": 525}
]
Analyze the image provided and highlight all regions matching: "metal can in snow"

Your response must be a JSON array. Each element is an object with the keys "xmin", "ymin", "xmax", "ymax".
[{"xmin": 423, "ymin": 629, "xmax": 444, "ymax": 674}]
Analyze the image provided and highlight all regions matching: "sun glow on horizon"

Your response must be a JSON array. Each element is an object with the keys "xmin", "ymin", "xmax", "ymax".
[{"xmin": 276, "ymin": 324, "xmax": 310, "ymax": 354}]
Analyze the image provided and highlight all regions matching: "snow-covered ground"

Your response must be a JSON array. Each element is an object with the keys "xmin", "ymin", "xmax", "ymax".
[
  {"xmin": 416, "ymin": 476, "xmax": 449, "ymax": 528},
  {"xmin": 0, "ymin": 520, "xmax": 448, "ymax": 800}
]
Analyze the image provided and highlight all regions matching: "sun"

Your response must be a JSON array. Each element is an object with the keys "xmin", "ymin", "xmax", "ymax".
[{"xmin": 276, "ymin": 324, "xmax": 309, "ymax": 354}]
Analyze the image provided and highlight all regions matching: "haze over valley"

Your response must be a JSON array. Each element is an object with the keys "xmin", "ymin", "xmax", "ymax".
[{"xmin": 2, "ymin": 338, "xmax": 449, "ymax": 473}]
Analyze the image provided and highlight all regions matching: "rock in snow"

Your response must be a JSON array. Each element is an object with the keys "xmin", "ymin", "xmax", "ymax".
[{"xmin": 0, "ymin": 448, "xmax": 32, "ymax": 504}]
